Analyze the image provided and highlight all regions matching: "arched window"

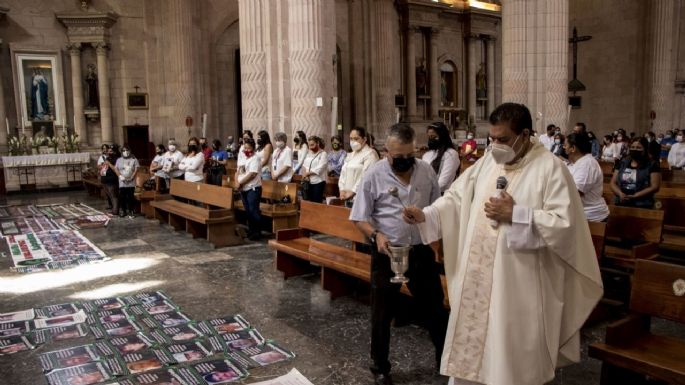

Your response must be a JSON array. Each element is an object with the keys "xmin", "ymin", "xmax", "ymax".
[{"xmin": 440, "ymin": 61, "xmax": 457, "ymax": 107}]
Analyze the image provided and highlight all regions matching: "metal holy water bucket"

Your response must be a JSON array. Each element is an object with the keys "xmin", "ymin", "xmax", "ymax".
[{"xmin": 388, "ymin": 244, "xmax": 411, "ymax": 284}]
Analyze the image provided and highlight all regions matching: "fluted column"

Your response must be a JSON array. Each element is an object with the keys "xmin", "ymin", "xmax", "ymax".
[
  {"xmin": 373, "ymin": 0, "xmax": 399, "ymax": 132},
  {"xmin": 68, "ymin": 43, "xmax": 87, "ymax": 144},
  {"xmin": 486, "ymin": 37, "xmax": 496, "ymax": 116},
  {"xmin": 0, "ymin": 40, "xmax": 7, "ymax": 149},
  {"xmin": 406, "ymin": 26, "xmax": 417, "ymax": 120},
  {"xmin": 239, "ymin": 0, "xmax": 267, "ymax": 134},
  {"xmin": 647, "ymin": 0, "xmax": 676, "ymax": 133},
  {"xmin": 544, "ymin": 0, "xmax": 568, "ymax": 132},
  {"xmin": 288, "ymin": 0, "xmax": 331, "ymax": 139},
  {"xmin": 95, "ymin": 43, "xmax": 112, "ymax": 144},
  {"xmin": 429, "ymin": 28, "xmax": 440, "ymax": 120},
  {"xmin": 467, "ymin": 35, "xmax": 478, "ymax": 120},
  {"xmin": 501, "ymin": 0, "xmax": 528, "ymax": 104}
]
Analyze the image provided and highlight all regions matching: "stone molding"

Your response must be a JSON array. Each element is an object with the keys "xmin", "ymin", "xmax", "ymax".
[{"xmin": 56, "ymin": 11, "xmax": 118, "ymax": 45}]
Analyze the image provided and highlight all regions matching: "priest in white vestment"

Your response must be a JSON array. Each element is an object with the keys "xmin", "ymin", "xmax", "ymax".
[{"xmin": 403, "ymin": 103, "xmax": 603, "ymax": 385}]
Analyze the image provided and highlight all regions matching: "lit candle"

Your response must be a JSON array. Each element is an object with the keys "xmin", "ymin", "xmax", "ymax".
[{"xmin": 201, "ymin": 113, "xmax": 207, "ymax": 138}]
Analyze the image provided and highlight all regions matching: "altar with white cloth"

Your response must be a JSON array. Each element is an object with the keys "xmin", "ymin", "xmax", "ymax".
[{"xmin": 0, "ymin": 152, "xmax": 92, "ymax": 192}]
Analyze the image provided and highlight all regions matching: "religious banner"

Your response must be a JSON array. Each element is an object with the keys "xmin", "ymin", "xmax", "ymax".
[{"xmin": 6, "ymin": 232, "xmax": 52, "ymax": 269}]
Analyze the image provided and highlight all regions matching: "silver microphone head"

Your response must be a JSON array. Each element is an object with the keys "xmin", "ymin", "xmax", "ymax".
[{"xmin": 496, "ymin": 176, "xmax": 508, "ymax": 190}]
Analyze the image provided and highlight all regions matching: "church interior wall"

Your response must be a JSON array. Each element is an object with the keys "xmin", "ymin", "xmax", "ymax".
[{"xmin": 567, "ymin": 0, "xmax": 649, "ymax": 136}]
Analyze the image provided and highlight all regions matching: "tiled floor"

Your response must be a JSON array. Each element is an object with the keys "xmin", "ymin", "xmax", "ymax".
[{"xmin": 0, "ymin": 191, "xmax": 681, "ymax": 385}]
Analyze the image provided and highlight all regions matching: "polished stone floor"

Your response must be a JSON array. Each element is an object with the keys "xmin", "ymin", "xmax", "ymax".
[{"xmin": 0, "ymin": 191, "xmax": 680, "ymax": 385}]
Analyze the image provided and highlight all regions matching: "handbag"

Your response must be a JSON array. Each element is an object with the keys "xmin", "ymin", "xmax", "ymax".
[{"xmin": 300, "ymin": 177, "xmax": 311, "ymax": 201}]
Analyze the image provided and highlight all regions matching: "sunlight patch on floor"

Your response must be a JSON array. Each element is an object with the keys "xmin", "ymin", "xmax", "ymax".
[
  {"xmin": 68, "ymin": 280, "xmax": 165, "ymax": 300},
  {"xmin": 0, "ymin": 258, "xmax": 161, "ymax": 295}
]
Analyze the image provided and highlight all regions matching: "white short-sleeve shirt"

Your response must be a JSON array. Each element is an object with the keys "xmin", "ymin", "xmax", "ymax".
[{"xmin": 566, "ymin": 154, "xmax": 610, "ymax": 222}]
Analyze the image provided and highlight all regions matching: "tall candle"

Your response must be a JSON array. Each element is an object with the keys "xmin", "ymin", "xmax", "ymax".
[
  {"xmin": 5, "ymin": 117, "xmax": 9, "ymax": 135},
  {"xmin": 201, "ymin": 113, "xmax": 207, "ymax": 138}
]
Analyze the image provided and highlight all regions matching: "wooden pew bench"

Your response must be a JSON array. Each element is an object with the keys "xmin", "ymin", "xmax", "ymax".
[
  {"xmin": 234, "ymin": 179, "xmax": 299, "ymax": 233},
  {"xmin": 268, "ymin": 201, "xmax": 448, "ymax": 306},
  {"xmin": 150, "ymin": 179, "xmax": 241, "ymax": 248},
  {"xmin": 83, "ymin": 175, "xmax": 104, "ymax": 198},
  {"xmin": 603, "ymin": 205, "xmax": 663, "ymax": 270},
  {"xmin": 589, "ymin": 260, "xmax": 685, "ymax": 384}
]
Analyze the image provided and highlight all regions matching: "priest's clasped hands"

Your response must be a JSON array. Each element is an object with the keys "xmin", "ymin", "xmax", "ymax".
[{"xmin": 402, "ymin": 191, "xmax": 515, "ymax": 225}]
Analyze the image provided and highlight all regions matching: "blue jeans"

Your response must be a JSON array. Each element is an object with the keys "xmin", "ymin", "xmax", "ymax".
[{"xmin": 240, "ymin": 187, "xmax": 262, "ymax": 237}]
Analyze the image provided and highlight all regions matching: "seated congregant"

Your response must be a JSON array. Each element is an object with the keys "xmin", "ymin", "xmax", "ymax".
[
  {"xmin": 564, "ymin": 133, "xmax": 609, "ymax": 222},
  {"xmin": 610, "ymin": 137, "xmax": 661, "ymax": 208}
]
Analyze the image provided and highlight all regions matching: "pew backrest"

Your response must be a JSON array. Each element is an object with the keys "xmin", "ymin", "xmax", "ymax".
[
  {"xmin": 589, "ymin": 221, "xmax": 606, "ymax": 260},
  {"xmin": 261, "ymin": 179, "xmax": 298, "ymax": 203},
  {"xmin": 606, "ymin": 205, "xmax": 664, "ymax": 244},
  {"xmin": 169, "ymin": 179, "xmax": 233, "ymax": 209},
  {"xmin": 631, "ymin": 260, "xmax": 685, "ymax": 323},
  {"xmin": 298, "ymin": 200, "xmax": 368, "ymax": 244}
]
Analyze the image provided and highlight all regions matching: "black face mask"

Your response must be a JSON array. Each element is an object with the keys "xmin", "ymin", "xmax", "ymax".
[
  {"xmin": 257, "ymin": 139, "xmax": 263, "ymax": 146},
  {"xmin": 427, "ymin": 138, "xmax": 439, "ymax": 150},
  {"xmin": 630, "ymin": 150, "xmax": 643, "ymax": 161},
  {"xmin": 391, "ymin": 156, "xmax": 415, "ymax": 173},
  {"xmin": 188, "ymin": 145, "xmax": 199, "ymax": 153},
  {"xmin": 294, "ymin": 138, "xmax": 300, "ymax": 144},
  {"xmin": 156, "ymin": 150, "xmax": 163, "ymax": 155}
]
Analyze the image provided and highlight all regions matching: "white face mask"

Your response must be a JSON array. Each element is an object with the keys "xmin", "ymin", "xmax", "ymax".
[
  {"xmin": 122, "ymin": 151, "xmax": 130, "ymax": 158},
  {"xmin": 350, "ymin": 140, "xmax": 362, "ymax": 152},
  {"xmin": 275, "ymin": 141, "xmax": 285, "ymax": 149},
  {"xmin": 467, "ymin": 134, "xmax": 474, "ymax": 140},
  {"xmin": 168, "ymin": 145, "xmax": 176, "ymax": 152},
  {"xmin": 677, "ymin": 135, "xmax": 684, "ymax": 143},
  {"xmin": 490, "ymin": 135, "xmax": 521, "ymax": 165}
]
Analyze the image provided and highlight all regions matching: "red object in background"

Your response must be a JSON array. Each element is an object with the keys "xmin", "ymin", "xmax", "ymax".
[
  {"xmin": 185, "ymin": 116, "xmax": 193, "ymax": 127},
  {"xmin": 650, "ymin": 110, "xmax": 656, "ymax": 120}
]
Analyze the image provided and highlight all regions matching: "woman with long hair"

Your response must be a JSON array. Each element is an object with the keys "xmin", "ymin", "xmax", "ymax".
[
  {"xmin": 422, "ymin": 122, "xmax": 459, "ymax": 193},
  {"xmin": 256, "ymin": 130, "xmax": 273, "ymax": 180},
  {"xmin": 610, "ymin": 137, "xmax": 661, "ymax": 208},
  {"xmin": 293, "ymin": 130, "xmax": 309, "ymax": 175}
]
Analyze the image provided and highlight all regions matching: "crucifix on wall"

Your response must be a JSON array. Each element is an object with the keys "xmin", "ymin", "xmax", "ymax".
[{"xmin": 568, "ymin": 27, "xmax": 592, "ymax": 93}]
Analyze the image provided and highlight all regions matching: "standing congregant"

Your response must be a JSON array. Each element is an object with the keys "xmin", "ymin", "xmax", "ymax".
[
  {"xmin": 351, "ymin": 123, "xmax": 448, "ymax": 385},
  {"xmin": 403, "ymin": 103, "xmax": 603, "ymax": 385}
]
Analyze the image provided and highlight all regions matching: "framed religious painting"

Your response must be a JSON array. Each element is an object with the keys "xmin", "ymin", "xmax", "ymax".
[
  {"xmin": 127, "ymin": 93, "xmax": 148, "ymax": 110},
  {"xmin": 10, "ymin": 46, "xmax": 66, "ymax": 130}
]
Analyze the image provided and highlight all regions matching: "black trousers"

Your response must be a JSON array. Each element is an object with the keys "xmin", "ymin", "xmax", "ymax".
[
  {"xmin": 305, "ymin": 181, "xmax": 326, "ymax": 203},
  {"xmin": 370, "ymin": 244, "xmax": 448, "ymax": 375},
  {"xmin": 119, "ymin": 187, "xmax": 135, "ymax": 215}
]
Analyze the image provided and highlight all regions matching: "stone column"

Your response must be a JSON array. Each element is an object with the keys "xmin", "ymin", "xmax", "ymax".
[
  {"xmin": 647, "ymin": 0, "xmax": 676, "ymax": 133},
  {"xmin": 486, "ymin": 37, "xmax": 496, "ymax": 115},
  {"xmin": 501, "ymin": 0, "xmax": 528, "ymax": 104},
  {"xmin": 429, "ymin": 28, "xmax": 440, "ymax": 120},
  {"xmin": 373, "ymin": 0, "xmax": 399, "ymax": 132},
  {"xmin": 95, "ymin": 43, "xmax": 112, "ymax": 144},
  {"xmin": 68, "ymin": 43, "xmax": 88, "ymax": 144},
  {"xmin": 501, "ymin": 0, "xmax": 568, "ymax": 131},
  {"xmin": 288, "ymin": 0, "xmax": 332, "ymax": 139},
  {"xmin": 406, "ymin": 26, "xmax": 417, "ymax": 120},
  {"xmin": 467, "ymin": 35, "xmax": 478, "ymax": 120},
  {"xmin": 0, "ymin": 39, "xmax": 7, "ymax": 149},
  {"xmin": 239, "ymin": 0, "xmax": 267, "ymax": 134},
  {"xmin": 544, "ymin": 0, "xmax": 568, "ymax": 132}
]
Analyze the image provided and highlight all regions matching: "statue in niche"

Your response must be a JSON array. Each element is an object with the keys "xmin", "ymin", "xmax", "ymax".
[
  {"xmin": 30, "ymin": 68, "xmax": 50, "ymax": 120},
  {"xmin": 476, "ymin": 63, "xmax": 487, "ymax": 99},
  {"xmin": 416, "ymin": 59, "xmax": 427, "ymax": 96},
  {"xmin": 85, "ymin": 63, "xmax": 99, "ymax": 109}
]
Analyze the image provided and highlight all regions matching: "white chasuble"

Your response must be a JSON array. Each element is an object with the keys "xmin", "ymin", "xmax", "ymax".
[{"xmin": 421, "ymin": 142, "xmax": 603, "ymax": 385}]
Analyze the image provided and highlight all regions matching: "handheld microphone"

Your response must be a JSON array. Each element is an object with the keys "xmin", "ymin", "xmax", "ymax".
[{"xmin": 490, "ymin": 176, "xmax": 508, "ymax": 228}]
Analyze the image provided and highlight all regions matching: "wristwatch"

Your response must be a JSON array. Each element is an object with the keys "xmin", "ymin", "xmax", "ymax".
[{"xmin": 369, "ymin": 230, "xmax": 379, "ymax": 244}]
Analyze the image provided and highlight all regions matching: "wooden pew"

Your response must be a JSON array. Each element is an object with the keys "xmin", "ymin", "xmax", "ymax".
[
  {"xmin": 589, "ymin": 260, "xmax": 685, "ymax": 384},
  {"xmin": 82, "ymin": 174, "xmax": 104, "ymax": 198},
  {"xmin": 268, "ymin": 201, "xmax": 448, "ymax": 305},
  {"xmin": 150, "ymin": 179, "xmax": 241, "ymax": 248},
  {"xmin": 603, "ymin": 205, "xmax": 663, "ymax": 269},
  {"xmin": 589, "ymin": 221, "xmax": 606, "ymax": 261},
  {"xmin": 234, "ymin": 179, "xmax": 299, "ymax": 233}
]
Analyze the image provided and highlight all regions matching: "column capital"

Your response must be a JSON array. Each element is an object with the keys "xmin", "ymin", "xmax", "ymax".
[
  {"xmin": 66, "ymin": 43, "xmax": 82, "ymax": 55},
  {"xmin": 465, "ymin": 33, "xmax": 481, "ymax": 40},
  {"xmin": 94, "ymin": 43, "xmax": 109, "ymax": 55}
]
